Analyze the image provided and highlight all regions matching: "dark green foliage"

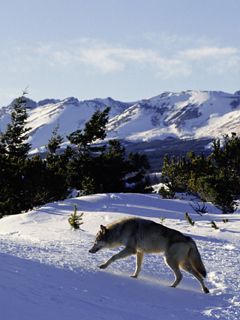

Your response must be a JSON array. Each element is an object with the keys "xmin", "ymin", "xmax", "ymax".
[
  {"xmin": 22, "ymin": 155, "xmax": 48, "ymax": 209},
  {"xmin": 98, "ymin": 140, "xmax": 127, "ymax": 192},
  {"xmin": 46, "ymin": 125, "xmax": 64, "ymax": 154},
  {"xmin": 67, "ymin": 107, "xmax": 110, "ymax": 149},
  {"xmin": 66, "ymin": 107, "xmax": 111, "ymax": 191},
  {"xmin": 0, "ymin": 96, "xmax": 68, "ymax": 215},
  {"xmin": 45, "ymin": 129, "xmax": 69, "ymax": 201},
  {"xmin": 83, "ymin": 107, "xmax": 110, "ymax": 145},
  {"xmin": 159, "ymin": 186, "xmax": 175, "ymax": 199},
  {"xmin": 81, "ymin": 176, "xmax": 96, "ymax": 195},
  {"xmin": 0, "ymin": 155, "xmax": 26, "ymax": 215},
  {"xmin": 66, "ymin": 108, "xmax": 150, "ymax": 193},
  {"xmin": 193, "ymin": 175, "xmax": 236, "ymax": 214},
  {"xmin": 126, "ymin": 152, "xmax": 150, "ymax": 192},
  {"xmin": 161, "ymin": 133, "xmax": 240, "ymax": 213},
  {"xmin": 68, "ymin": 206, "xmax": 83, "ymax": 230},
  {"xmin": 161, "ymin": 154, "xmax": 188, "ymax": 192},
  {"xmin": 0, "ymin": 95, "xmax": 31, "ymax": 159},
  {"xmin": 0, "ymin": 95, "xmax": 31, "ymax": 215}
]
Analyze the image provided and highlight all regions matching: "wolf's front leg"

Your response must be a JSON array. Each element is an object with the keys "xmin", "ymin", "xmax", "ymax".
[
  {"xmin": 98, "ymin": 247, "xmax": 136, "ymax": 269},
  {"xmin": 131, "ymin": 251, "xmax": 144, "ymax": 278}
]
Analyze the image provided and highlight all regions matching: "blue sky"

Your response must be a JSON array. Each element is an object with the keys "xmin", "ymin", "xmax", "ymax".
[{"xmin": 0, "ymin": 0, "xmax": 239, "ymax": 104}]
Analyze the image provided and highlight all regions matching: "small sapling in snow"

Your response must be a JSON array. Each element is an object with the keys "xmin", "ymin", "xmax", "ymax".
[
  {"xmin": 185, "ymin": 212, "xmax": 195, "ymax": 226},
  {"xmin": 159, "ymin": 216, "xmax": 166, "ymax": 224},
  {"xmin": 210, "ymin": 220, "xmax": 219, "ymax": 230},
  {"xmin": 68, "ymin": 205, "xmax": 84, "ymax": 230}
]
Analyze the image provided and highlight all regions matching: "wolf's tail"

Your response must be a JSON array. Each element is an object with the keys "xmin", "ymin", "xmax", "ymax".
[{"xmin": 188, "ymin": 241, "xmax": 207, "ymax": 278}]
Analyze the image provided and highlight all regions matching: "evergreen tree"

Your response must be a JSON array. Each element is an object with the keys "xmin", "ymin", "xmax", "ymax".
[
  {"xmin": 0, "ymin": 95, "xmax": 31, "ymax": 215},
  {"xmin": 46, "ymin": 125, "xmax": 64, "ymax": 154},
  {"xmin": 98, "ymin": 140, "xmax": 127, "ymax": 192},
  {"xmin": 67, "ymin": 107, "xmax": 110, "ymax": 150},
  {"xmin": 22, "ymin": 155, "xmax": 49, "ymax": 209},
  {"xmin": 45, "ymin": 127, "xmax": 68, "ymax": 201},
  {"xmin": 126, "ymin": 152, "xmax": 150, "ymax": 192},
  {"xmin": 66, "ymin": 107, "xmax": 110, "ymax": 190},
  {"xmin": 66, "ymin": 107, "xmax": 150, "ymax": 193},
  {"xmin": 0, "ymin": 95, "xmax": 31, "ymax": 160},
  {"xmin": 81, "ymin": 176, "xmax": 96, "ymax": 195}
]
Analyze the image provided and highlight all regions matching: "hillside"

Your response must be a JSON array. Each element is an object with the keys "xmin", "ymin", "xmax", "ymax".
[
  {"xmin": 0, "ymin": 193, "xmax": 240, "ymax": 319},
  {"xmin": 0, "ymin": 90, "xmax": 240, "ymax": 154}
]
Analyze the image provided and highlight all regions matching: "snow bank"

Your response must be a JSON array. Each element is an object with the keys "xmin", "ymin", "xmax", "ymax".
[{"xmin": 0, "ymin": 193, "xmax": 239, "ymax": 319}]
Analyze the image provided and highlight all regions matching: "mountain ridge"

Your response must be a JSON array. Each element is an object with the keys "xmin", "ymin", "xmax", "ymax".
[{"xmin": 0, "ymin": 90, "xmax": 240, "ymax": 153}]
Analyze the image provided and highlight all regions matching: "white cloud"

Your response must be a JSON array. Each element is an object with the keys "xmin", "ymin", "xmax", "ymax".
[
  {"xmin": 179, "ymin": 46, "xmax": 240, "ymax": 75},
  {"xmin": 180, "ymin": 46, "xmax": 239, "ymax": 60},
  {"xmin": 29, "ymin": 40, "xmax": 191, "ymax": 77},
  {"xmin": 3, "ymin": 38, "xmax": 240, "ymax": 80},
  {"xmin": 78, "ymin": 47, "xmax": 125, "ymax": 72}
]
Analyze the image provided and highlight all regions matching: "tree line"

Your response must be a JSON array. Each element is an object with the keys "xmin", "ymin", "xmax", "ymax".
[
  {"xmin": 161, "ymin": 133, "xmax": 240, "ymax": 213},
  {"xmin": 0, "ymin": 95, "xmax": 149, "ymax": 216}
]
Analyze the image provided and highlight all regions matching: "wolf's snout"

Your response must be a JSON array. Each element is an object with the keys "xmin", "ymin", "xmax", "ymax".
[{"xmin": 89, "ymin": 246, "xmax": 98, "ymax": 253}]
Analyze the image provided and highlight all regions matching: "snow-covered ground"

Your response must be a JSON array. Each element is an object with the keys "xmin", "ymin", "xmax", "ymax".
[{"xmin": 0, "ymin": 193, "xmax": 239, "ymax": 320}]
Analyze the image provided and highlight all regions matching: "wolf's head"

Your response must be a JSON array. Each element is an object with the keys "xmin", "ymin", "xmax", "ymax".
[{"xmin": 89, "ymin": 225, "xmax": 109, "ymax": 253}]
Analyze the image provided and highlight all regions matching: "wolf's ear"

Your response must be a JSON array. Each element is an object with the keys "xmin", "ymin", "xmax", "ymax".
[{"xmin": 100, "ymin": 225, "xmax": 107, "ymax": 233}]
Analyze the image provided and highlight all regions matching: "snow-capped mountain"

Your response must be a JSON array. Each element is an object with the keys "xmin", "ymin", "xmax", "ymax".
[
  {"xmin": 107, "ymin": 90, "xmax": 240, "ymax": 142},
  {"xmin": 0, "ymin": 90, "xmax": 240, "ymax": 153}
]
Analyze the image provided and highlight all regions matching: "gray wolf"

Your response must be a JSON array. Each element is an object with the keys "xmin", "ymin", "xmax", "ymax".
[{"xmin": 89, "ymin": 217, "xmax": 209, "ymax": 293}]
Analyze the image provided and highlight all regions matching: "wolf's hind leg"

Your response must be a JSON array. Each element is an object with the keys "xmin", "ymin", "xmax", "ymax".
[
  {"xmin": 99, "ymin": 247, "xmax": 136, "ymax": 269},
  {"xmin": 131, "ymin": 251, "xmax": 144, "ymax": 278},
  {"xmin": 181, "ymin": 263, "xmax": 209, "ymax": 293},
  {"xmin": 165, "ymin": 257, "xmax": 183, "ymax": 288}
]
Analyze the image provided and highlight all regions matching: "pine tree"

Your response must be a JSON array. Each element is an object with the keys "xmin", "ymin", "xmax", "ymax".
[
  {"xmin": 67, "ymin": 107, "xmax": 110, "ymax": 150},
  {"xmin": 66, "ymin": 107, "xmax": 111, "ymax": 190},
  {"xmin": 126, "ymin": 152, "xmax": 150, "ymax": 192},
  {"xmin": 0, "ymin": 95, "xmax": 32, "ymax": 215},
  {"xmin": 81, "ymin": 176, "xmax": 96, "ymax": 195},
  {"xmin": 45, "ymin": 127, "xmax": 68, "ymax": 201},
  {"xmin": 97, "ymin": 139, "xmax": 127, "ymax": 192},
  {"xmin": 46, "ymin": 125, "xmax": 64, "ymax": 154},
  {"xmin": 68, "ymin": 205, "xmax": 84, "ymax": 230},
  {"xmin": 0, "ymin": 95, "xmax": 31, "ymax": 160}
]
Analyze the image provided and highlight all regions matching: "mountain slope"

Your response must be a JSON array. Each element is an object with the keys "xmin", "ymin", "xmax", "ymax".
[
  {"xmin": 0, "ymin": 90, "xmax": 240, "ymax": 152},
  {"xmin": 107, "ymin": 90, "xmax": 240, "ymax": 141}
]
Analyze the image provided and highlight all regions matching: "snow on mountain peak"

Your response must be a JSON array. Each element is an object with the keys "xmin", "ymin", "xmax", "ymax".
[
  {"xmin": 1, "ymin": 90, "xmax": 240, "ymax": 152},
  {"xmin": 37, "ymin": 99, "xmax": 61, "ymax": 107}
]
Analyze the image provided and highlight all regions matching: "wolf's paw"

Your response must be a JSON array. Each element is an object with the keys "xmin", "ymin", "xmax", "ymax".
[
  {"xmin": 98, "ymin": 263, "xmax": 108, "ymax": 269},
  {"xmin": 203, "ymin": 287, "xmax": 210, "ymax": 294},
  {"xmin": 130, "ymin": 274, "xmax": 138, "ymax": 278}
]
